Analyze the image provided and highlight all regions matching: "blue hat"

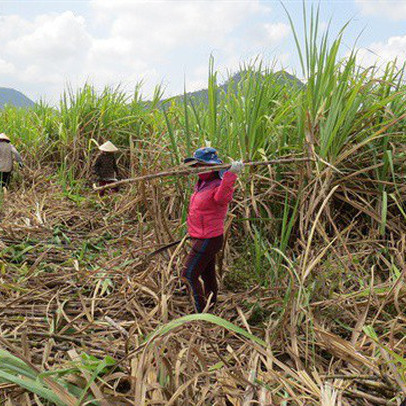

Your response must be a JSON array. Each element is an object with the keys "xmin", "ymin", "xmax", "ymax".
[{"xmin": 184, "ymin": 147, "xmax": 223, "ymax": 165}]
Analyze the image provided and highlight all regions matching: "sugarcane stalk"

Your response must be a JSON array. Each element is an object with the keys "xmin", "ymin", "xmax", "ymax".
[
  {"xmin": 93, "ymin": 157, "xmax": 313, "ymax": 191},
  {"xmin": 145, "ymin": 237, "xmax": 191, "ymax": 258}
]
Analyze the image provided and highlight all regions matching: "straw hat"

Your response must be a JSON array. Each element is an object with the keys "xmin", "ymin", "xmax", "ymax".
[
  {"xmin": 99, "ymin": 141, "xmax": 118, "ymax": 152},
  {"xmin": 0, "ymin": 133, "xmax": 10, "ymax": 142}
]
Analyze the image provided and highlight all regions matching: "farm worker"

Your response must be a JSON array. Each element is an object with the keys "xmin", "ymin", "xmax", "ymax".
[
  {"xmin": 181, "ymin": 147, "xmax": 243, "ymax": 312},
  {"xmin": 0, "ymin": 133, "xmax": 23, "ymax": 188},
  {"xmin": 94, "ymin": 141, "xmax": 120, "ymax": 196}
]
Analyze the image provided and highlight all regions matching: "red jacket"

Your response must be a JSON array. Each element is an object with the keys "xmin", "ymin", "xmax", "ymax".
[{"xmin": 187, "ymin": 171, "xmax": 237, "ymax": 239}]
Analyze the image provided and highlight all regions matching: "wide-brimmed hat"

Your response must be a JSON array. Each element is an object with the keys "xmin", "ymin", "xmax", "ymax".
[
  {"xmin": 99, "ymin": 141, "xmax": 118, "ymax": 152},
  {"xmin": 184, "ymin": 147, "xmax": 223, "ymax": 165},
  {"xmin": 0, "ymin": 133, "xmax": 10, "ymax": 142}
]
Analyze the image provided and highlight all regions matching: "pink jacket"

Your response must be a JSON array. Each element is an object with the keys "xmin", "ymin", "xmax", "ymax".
[{"xmin": 187, "ymin": 171, "xmax": 237, "ymax": 239}]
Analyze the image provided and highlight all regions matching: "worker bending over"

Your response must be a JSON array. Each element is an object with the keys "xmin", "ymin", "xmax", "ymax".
[
  {"xmin": 0, "ymin": 133, "xmax": 23, "ymax": 188},
  {"xmin": 94, "ymin": 141, "xmax": 120, "ymax": 196}
]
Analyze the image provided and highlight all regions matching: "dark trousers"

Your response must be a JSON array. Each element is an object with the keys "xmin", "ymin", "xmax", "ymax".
[
  {"xmin": 0, "ymin": 172, "xmax": 11, "ymax": 188},
  {"xmin": 98, "ymin": 180, "xmax": 119, "ymax": 196},
  {"xmin": 181, "ymin": 235, "xmax": 224, "ymax": 312}
]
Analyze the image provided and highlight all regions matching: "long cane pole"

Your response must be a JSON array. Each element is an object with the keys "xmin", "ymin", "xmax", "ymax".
[{"xmin": 93, "ymin": 157, "xmax": 312, "ymax": 192}]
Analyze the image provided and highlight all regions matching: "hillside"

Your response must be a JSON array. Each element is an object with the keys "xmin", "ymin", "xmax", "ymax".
[
  {"xmin": 182, "ymin": 70, "xmax": 304, "ymax": 103},
  {"xmin": 0, "ymin": 87, "xmax": 35, "ymax": 109}
]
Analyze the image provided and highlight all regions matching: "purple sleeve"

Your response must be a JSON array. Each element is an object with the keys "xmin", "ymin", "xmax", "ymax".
[{"xmin": 214, "ymin": 171, "xmax": 237, "ymax": 205}]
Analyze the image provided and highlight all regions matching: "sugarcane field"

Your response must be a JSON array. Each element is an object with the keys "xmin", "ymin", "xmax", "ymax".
[{"xmin": 1, "ymin": 2, "xmax": 406, "ymax": 405}]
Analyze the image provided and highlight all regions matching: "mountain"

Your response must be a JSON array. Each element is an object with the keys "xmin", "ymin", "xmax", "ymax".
[
  {"xmin": 0, "ymin": 87, "xmax": 35, "ymax": 109},
  {"xmin": 180, "ymin": 70, "xmax": 305, "ymax": 103},
  {"xmin": 273, "ymin": 71, "xmax": 305, "ymax": 88}
]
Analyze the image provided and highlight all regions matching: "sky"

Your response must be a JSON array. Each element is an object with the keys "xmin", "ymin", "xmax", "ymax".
[{"xmin": 0, "ymin": 0, "xmax": 405, "ymax": 103}]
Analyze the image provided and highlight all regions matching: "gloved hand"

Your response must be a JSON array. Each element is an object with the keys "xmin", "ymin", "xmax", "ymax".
[{"xmin": 229, "ymin": 161, "xmax": 244, "ymax": 174}]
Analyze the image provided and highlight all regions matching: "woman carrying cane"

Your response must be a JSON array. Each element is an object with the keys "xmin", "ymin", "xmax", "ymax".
[{"xmin": 181, "ymin": 147, "xmax": 243, "ymax": 313}]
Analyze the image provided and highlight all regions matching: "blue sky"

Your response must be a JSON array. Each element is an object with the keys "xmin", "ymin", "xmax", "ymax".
[{"xmin": 0, "ymin": 0, "xmax": 405, "ymax": 103}]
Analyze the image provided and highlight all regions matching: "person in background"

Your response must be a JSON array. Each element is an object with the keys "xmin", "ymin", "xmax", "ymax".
[
  {"xmin": 94, "ymin": 141, "xmax": 120, "ymax": 196},
  {"xmin": 181, "ymin": 147, "xmax": 243, "ymax": 313},
  {"xmin": 0, "ymin": 133, "xmax": 23, "ymax": 189}
]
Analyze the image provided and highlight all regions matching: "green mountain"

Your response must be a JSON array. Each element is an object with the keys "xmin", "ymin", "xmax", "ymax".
[
  {"xmin": 181, "ymin": 70, "xmax": 304, "ymax": 103},
  {"xmin": 0, "ymin": 87, "xmax": 35, "ymax": 109}
]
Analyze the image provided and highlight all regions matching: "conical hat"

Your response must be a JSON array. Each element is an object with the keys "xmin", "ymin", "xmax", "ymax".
[
  {"xmin": 0, "ymin": 133, "xmax": 10, "ymax": 142},
  {"xmin": 99, "ymin": 141, "xmax": 118, "ymax": 152}
]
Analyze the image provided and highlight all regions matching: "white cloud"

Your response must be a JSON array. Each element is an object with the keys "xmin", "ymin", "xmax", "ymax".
[
  {"xmin": 263, "ymin": 23, "xmax": 291, "ymax": 44},
  {"xmin": 90, "ymin": 0, "xmax": 273, "ymax": 61},
  {"xmin": 242, "ymin": 22, "xmax": 290, "ymax": 50},
  {"xmin": 93, "ymin": 0, "xmax": 268, "ymax": 39},
  {"xmin": 355, "ymin": 0, "xmax": 406, "ymax": 20},
  {"xmin": 0, "ymin": 59, "xmax": 15, "ymax": 75},
  {"xmin": 0, "ymin": 13, "xmax": 92, "ymax": 86},
  {"xmin": 8, "ymin": 12, "xmax": 91, "ymax": 61},
  {"xmin": 0, "ymin": 1, "xmax": 291, "ymax": 102},
  {"xmin": 357, "ymin": 34, "xmax": 406, "ymax": 68},
  {"xmin": 0, "ymin": 10, "xmax": 158, "ymax": 100}
]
